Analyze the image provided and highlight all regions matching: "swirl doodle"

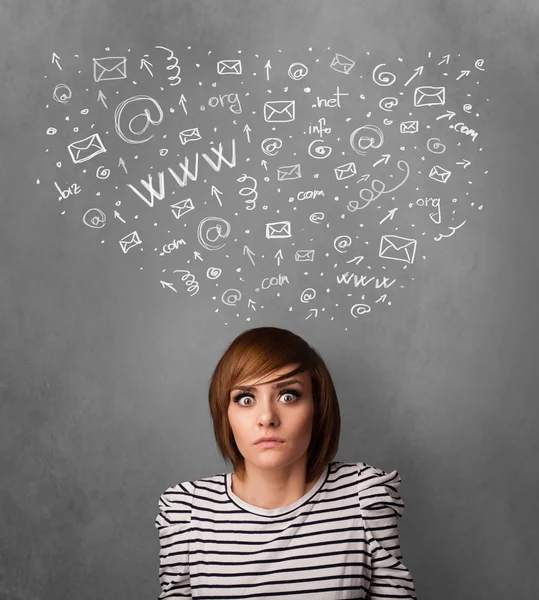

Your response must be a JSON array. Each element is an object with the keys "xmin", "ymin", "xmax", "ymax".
[
  {"xmin": 372, "ymin": 63, "xmax": 396, "ymax": 86},
  {"xmin": 96, "ymin": 165, "xmax": 111, "ymax": 179},
  {"xmin": 114, "ymin": 95, "xmax": 164, "ymax": 144},
  {"xmin": 53, "ymin": 83, "xmax": 72, "ymax": 104},
  {"xmin": 261, "ymin": 137, "xmax": 283, "ymax": 157},
  {"xmin": 221, "ymin": 289, "xmax": 242, "ymax": 306},
  {"xmin": 474, "ymin": 59, "xmax": 485, "ymax": 71},
  {"xmin": 379, "ymin": 97, "xmax": 399, "ymax": 112},
  {"xmin": 173, "ymin": 269, "xmax": 199, "ymax": 296},
  {"xmin": 308, "ymin": 139, "xmax": 332, "ymax": 160},
  {"xmin": 206, "ymin": 267, "xmax": 222, "ymax": 280},
  {"xmin": 155, "ymin": 46, "xmax": 182, "ymax": 86},
  {"xmin": 288, "ymin": 62, "xmax": 309, "ymax": 80},
  {"xmin": 463, "ymin": 104, "xmax": 472, "ymax": 113},
  {"xmin": 83, "ymin": 208, "xmax": 106, "ymax": 229},
  {"xmin": 237, "ymin": 174, "xmax": 258, "ymax": 211},
  {"xmin": 197, "ymin": 216, "xmax": 231, "ymax": 251},
  {"xmin": 300, "ymin": 288, "xmax": 316, "ymax": 303},
  {"xmin": 350, "ymin": 124, "xmax": 384, "ymax": 156},
  {"xmin": 351, "ymin": 304, "xmax": 372, "ymax": 317},
  {"xmin": 349, "ymin": 159, "xmax": 410, "ymax": 212},
  {"xmin": 427, "ymin": 138, "xmax": 446, "ymax": 154},
  {"xmin": 334, "ymin": 235, "xmax": 352, "ymax": 253}
]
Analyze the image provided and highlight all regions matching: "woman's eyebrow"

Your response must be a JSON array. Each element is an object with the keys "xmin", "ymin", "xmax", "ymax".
[{"xmin": 230, "ymin": 378, "xmax": 303, "ymax": 393}]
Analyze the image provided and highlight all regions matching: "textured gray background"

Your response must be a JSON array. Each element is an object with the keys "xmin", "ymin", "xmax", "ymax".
[{"xmin": 1, "ymin": 1, "xmax": 538, "ymax": 598}]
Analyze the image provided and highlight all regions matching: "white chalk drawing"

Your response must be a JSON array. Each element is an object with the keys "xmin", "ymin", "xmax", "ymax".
[
  {"xmin": 67, "ymin": 133, "xmax": 106, "ymax": 164},
  {"xmin": 82, "ymin": 208, "xmax": 106, "ymax": 228},
  {"xmin": 379, "ymin": 97, "xmax": 399, "ymax": 112},
  {"xmin": 217, "ymin": 60, "xmax": 242, "ymax": 75},
  {"xmin": 266, "ymin": 221, "xmax": 291, "ymax": 239},
  {"xmin": 170, "ymin": 198, "xmax": 195, "ymax": 219},
  {"xmin": 400, "ymin": 121, "xmax": 419, "ymax": 134},
  {"xmin": 173, "ymin": 270, "xmax": 199, "ymax": 296},
  {"xmin": 427, "ymin": 137, "xmax": 446, "ymax": 154},
  {"xmin": 414, "ymin": 86, "xmax": 445, "ymax": 107},
  {"xmin": 264, "ymin": 100, "xmax": 295, "ymax": 122},
  {"xmin": 197, "ymin": 217, "xmax": 231, "ymax": 251},
  {"xmin": 330, "ymin": 53, "xmax": 355, "ymax": 75},
  {"xmin": 96, "ymin": 165, "xmax": 110, "ymax": 179},
  {"xmin": 429, "ymin": 165, "xmax": 452, "ymax": 184},
  {"xmin": 53, "ymin": 84, "xmax": 72, "ymax": 104},
  {"xmin": 119, "ymin": 231, "xmax": 142, "ymax": 253},
  {"xmin": 295, "ymin": 250, "xmax": 315, "ymax": 262},
  {"xmin": 308, "ymin": 139, "xmax": 332, "ymax": 159},
  {"xmin": 93, "ymin": 57, "xmax": 127, "ymax": 82},
  {"xmin": 350, "ymin": 124, "xmax": 384, "ymax": 156},
  {"xmin": 288, "ymin": 62, "xmax": 309, "ymax": 80},
  {"xmin": 334, "ymin": 161, "xmax": 357, "ymax": 180},
  {"xmin": 372, "ymin": 63, "xmax": 396, "ymax": 86},
  {"xmin": 277, "ymin": 164, "xmax": 301, "ymax": 181},
  {"xmin": 379, "ymin": 235, "xmax": 417, "ymax": 264},
  {"xmin": 261, "ymin": 137, "xmax": 282, "ymax": 156},
  {"xmin": 179, "ymin": 127, "xmax": 201, "ymax": 145},
  {"xmin": 237, "ymin": 174, "xmax": 258, "ymax": 211},
  {"xmin": 42, "ymin": 46, "xmax": 488, "ymax": 324},
  {"xmin": 114, "ymin": 95, "xmax": 164, "ymax": 144},
  {"xmin": 155, "ymin": 46, "xmax": 181, "ymax": 86},
  {"xmin": 300, "ymin": 288, "xmax": 316, "ymax": 303},
  {"xmin": 334, "ymin": 235, "xmax": 352, "ymax": 253}
]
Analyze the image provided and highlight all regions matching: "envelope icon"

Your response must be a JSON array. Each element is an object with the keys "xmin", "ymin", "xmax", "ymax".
[
  {"xmin": 217, "ymin": 60, "xmax": 242, "ymax": 75},
  {"xmin": 266, "ymin": 221, "xmax": 291, "ymax": 239},
  {"xmin": 334, "ymin": 162, "xmax": 357, "ymax": 180},
  {"xmin": 379, "ymin": 235, "xmax": 417, "ymax": 265},
  {"xmin": 277, "ymin": 164, "xmax": 301, "ymax": 181},
  {"xmin": 429, "ymin": 165, "xmax": 452, "ymax": 184},
  {"xmin": 119, "ymin": 231, "xmax": 142, "ymax": 254},
  {"xmin": 330, "ymin": 53, "xmax": 355, "ymax": 75},
  {"xmin": 264, "ymin": 100, "xmax": 295, "ymax": 123},
  {"xmin": 67, "ymin": 133, "xmax": 106, "ymax": 164},
  {"xmin": 179, "ymin": 128, "xmax": 201, "ymax": 145},
  {"xmin": 414, "ymin": 86, "xmax": 446, "ymax": 107},
  {"xmin": 93, "ymin": 56, "xmax": 127, "ymax": 82},
  {"xmin": 400, "ymin": 120, "xmax": 419, "ymax": 134},
  {"xmin": 170, "ymin": 198, "xmax": 195, "ymax": 219},
  {"xmin": 295, "ymin": 250, "xmax": 315, "ymax": 262}
]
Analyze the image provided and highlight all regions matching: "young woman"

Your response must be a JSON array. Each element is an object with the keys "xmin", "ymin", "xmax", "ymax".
[{"xmin": 155, "ymin": 326, "xmax": 417, "ymax": 599}]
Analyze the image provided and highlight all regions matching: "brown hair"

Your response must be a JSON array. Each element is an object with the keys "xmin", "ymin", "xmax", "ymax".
[{"xmin": 208, "ymin": 326, "xmax": 341, "ymax": 483}]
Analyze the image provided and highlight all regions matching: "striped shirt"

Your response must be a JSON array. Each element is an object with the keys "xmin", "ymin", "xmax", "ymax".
[{"xmin": 155, "ymin": 460, "xmax": 417, "ymax": 599}]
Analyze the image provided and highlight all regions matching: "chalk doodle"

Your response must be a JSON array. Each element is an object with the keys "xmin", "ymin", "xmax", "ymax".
[{"xmin": 40, "ymin": 46, "xmax": 488, "ymax": 326}]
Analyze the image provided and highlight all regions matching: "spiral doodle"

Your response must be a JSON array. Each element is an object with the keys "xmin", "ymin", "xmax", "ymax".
[
  {"xmin": 96, "ymin": 165, "xmax": 111, "ymax": 179},
  {"xmin": 334, "ymin": 235, "xmax": 352, "ymax": 253},
  {"xmin": 300, "ymin": 288, "xmax": 316, "ymax": 303},
  {"xmin": 53, "ymin": 83, "xmax": 72, "ymax": 104},
  {"xmin": 83, "ymin": 208, "xmax": 106, "ymax": 229},
  {"xmin": 372, "ymin": 63, "xmax": 396, "ymax": 86},
  {"xmin": 261, "ymin": 137, "xmax": 283, "ymax": 157},
  {"xmin": 474, "ymin": 59, "xmax": 485, "ymax": 71},
  {"xmin": 463, "ymin": 104, "xmax": 472, "ymax": 113},
  {"xmin": 221, "ymin": 288, "xmax": 242, "ymax": 306},
  {"xmin": 379, "ymin": 97, "xmax": 398, "ymax": 112},
  {"xmin": 206, "ymin": 267, "xmax": 222, "ymax": 280},
  {"xmin": 308, "ymin": 139, "xmax": 332, "ymax": 160},
  {"xmin": 351, "ymin": 304, "xmax": 372, "ymax": 317},
  {"xmin": 288, "ymin": 62, "xmax": 309, "ymax": 80},
  {"xmin": 155, "ymin": 46, "xmax": 182, "ymax": 86},
  {"xmin": 237, "ymin": 174, "xmax": 258, "ymax": 211},
  {"xmin": 350, "ymin": 124, "xmax": 384, "ymax": 156},
  {"xmin": 173, "ymin": 269, "xmax": 200, "ymax": 296},
  {"xmin": 427, "ymin": 138, "xmax": 446, "ymax": 154}
]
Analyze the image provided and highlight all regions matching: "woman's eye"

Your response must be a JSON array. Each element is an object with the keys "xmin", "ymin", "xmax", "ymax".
[{"xmin": 234, "ymin": 390, "xmax": 300, "ymax": 406}]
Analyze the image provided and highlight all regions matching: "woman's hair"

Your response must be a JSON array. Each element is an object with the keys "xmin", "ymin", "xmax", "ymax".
[{"xmin": 208, "ymin": 326, "xmax": 341, "ymax": 483}]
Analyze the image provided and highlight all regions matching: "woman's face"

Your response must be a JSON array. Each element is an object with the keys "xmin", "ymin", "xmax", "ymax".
[{"xmin": 227, "ymin": 364, "xmax": 315, "ymax": 475}]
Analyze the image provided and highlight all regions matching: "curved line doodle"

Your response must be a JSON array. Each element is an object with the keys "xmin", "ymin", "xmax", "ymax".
[
  {"xmin": 427, "ymin": 138, "xmax": 446, "ymax": 154},
  {"xmin": 155, "ymin": 46, "xmax": 182, "ymax": 86},
  {"xmin": 173, "ymin": 269, "xmax": 199, "ymax": 296},
  {"xmin": 349, "ymin": 159, "xmax": 410, "ymax": 211},
  {"xmin": 372, "ymin": 63, "xmax": 396, "ymax": 86},
  {"xmin": 434, "ymin": 220, "xmax": 467, "ymax": 242},
  {"xmin": 237, "ymin": 174, "xmax": 258, "ymax": 211}
]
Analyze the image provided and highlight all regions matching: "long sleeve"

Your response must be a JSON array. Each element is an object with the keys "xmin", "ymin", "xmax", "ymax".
[
  {"xmin": 154, "ymin": 482, "xmax": 194, "ymax": 599},
  {"xmin": 357, "ymin": 463, "xmax": 417, "ymax": 599}
]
